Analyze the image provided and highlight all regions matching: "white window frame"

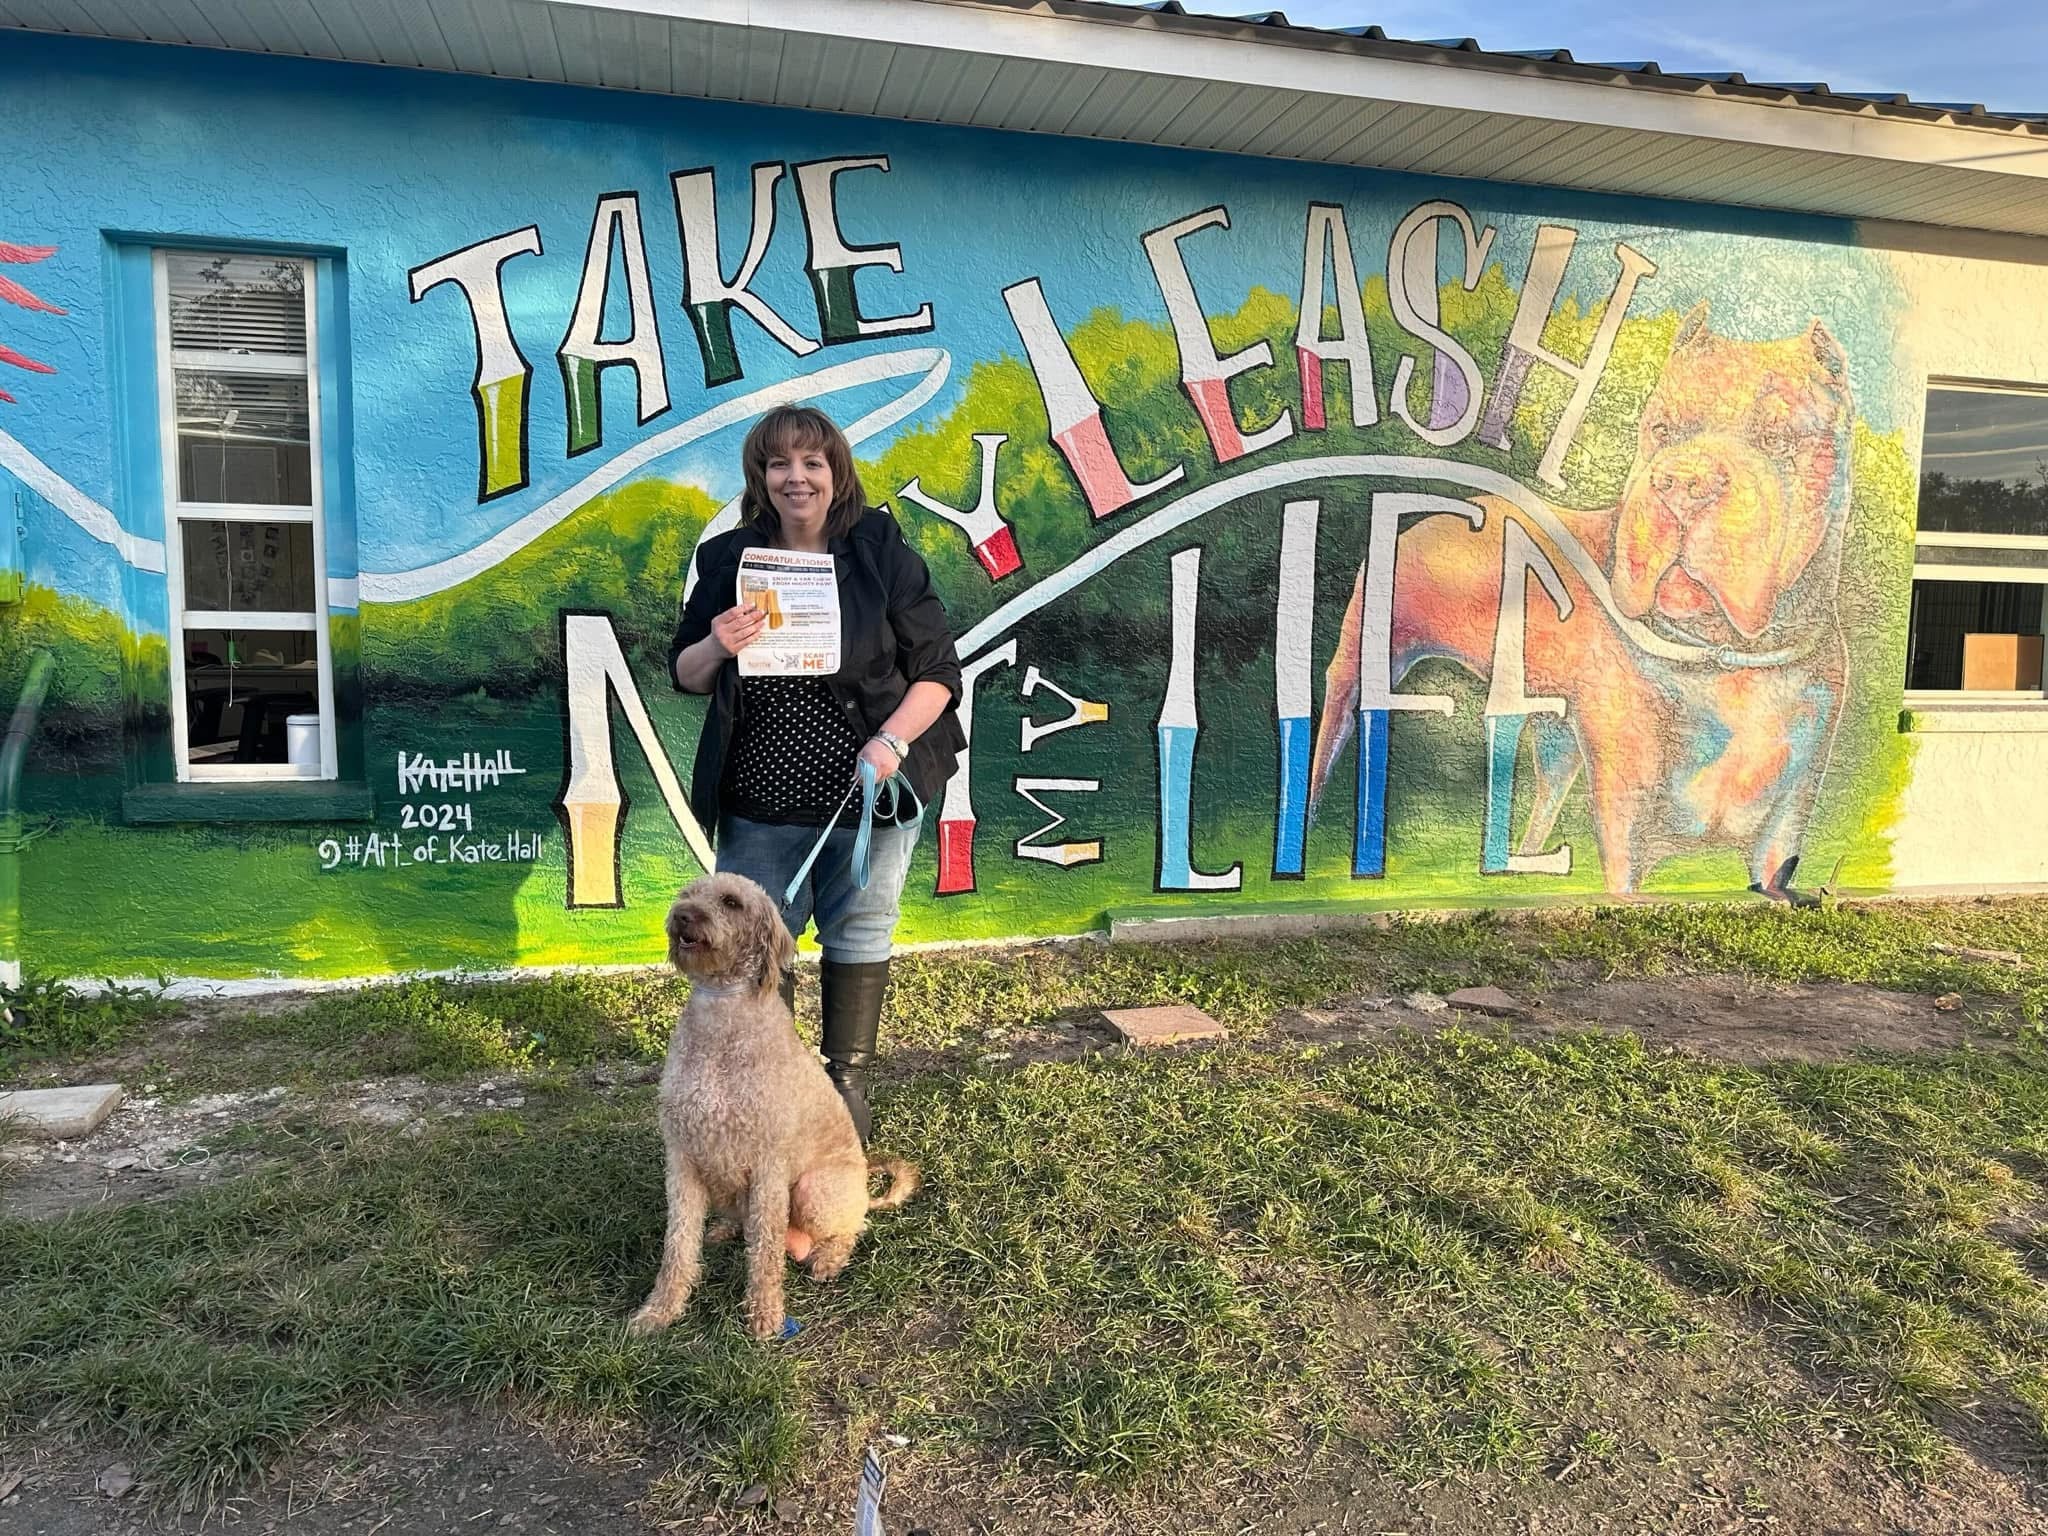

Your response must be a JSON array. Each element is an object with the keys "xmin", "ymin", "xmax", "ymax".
[
  {"xmin": 1906, "ymin": 379, "xmax": 2048, "ymax": 706},
  {"xmin": 153, "ymin": 250, "xmax": 338, "ymax": 782}
]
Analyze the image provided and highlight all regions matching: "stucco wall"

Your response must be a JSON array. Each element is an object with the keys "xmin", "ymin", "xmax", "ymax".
[
  {"xmin": 1892, "ymin": 711, "xmax": 2048, "ymax": 889},
  {"xmin": 0, "ymin": 33, "xmax": 2038, "ymax": 981},
  {"xmin": 1875, "ymin": 231, "xmax": 2048, "ymax": 891}
]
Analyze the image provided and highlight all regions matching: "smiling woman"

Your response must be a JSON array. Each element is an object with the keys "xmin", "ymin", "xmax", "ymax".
[{"xmin": 668, "ymin": 405, "xmax": 967, "ymax": 1144}]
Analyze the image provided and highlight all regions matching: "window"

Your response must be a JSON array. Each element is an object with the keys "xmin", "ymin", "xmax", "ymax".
[
  {"xmin": 154, "ymin": 250, "xmax": 337, "ymax": 779},
  {"xmin": 1908, "ymin": 384, "xmax": 2048, "ymax": 698}
]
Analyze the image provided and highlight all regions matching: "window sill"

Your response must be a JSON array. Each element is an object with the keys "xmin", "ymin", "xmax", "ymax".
[
  {"xmin": 1900, "ymin": 699, "xmax": 2048, "ymax": 735},
  {"xmin": 121, "ymin": 780, "xmax": 376, "ymax": 825}
]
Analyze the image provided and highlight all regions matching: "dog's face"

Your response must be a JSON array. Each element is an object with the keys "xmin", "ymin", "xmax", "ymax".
[
  {"xmin": 1612, "ymin": 305, "xmax": 1852, "ymax": 646},
  {"xmin": 664, "ymin": 872, "xmax": 796, "ymax": 994}
]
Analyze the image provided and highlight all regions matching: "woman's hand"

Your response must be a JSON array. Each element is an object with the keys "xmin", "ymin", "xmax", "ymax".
[
  {"xmin": 859, "ymin": 737, "xmax": 901, "ymax": 782},
  {"xmin": 710, "ymin": 603, "xmax": 767, "ymax": 658}
]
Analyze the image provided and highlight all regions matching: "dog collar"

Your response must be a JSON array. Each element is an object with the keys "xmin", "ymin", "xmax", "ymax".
[
  {"xmin": 688, "ymin": 980, "xmax": 753, "ymax": 998},
  {"xmin": 1707, "ymin": 641, "xmax": 1808, "ymax": 669}
]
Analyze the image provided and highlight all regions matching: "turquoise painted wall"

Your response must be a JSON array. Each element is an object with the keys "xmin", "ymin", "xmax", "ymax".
[{"xmin": 0, "ymin": 33, "xmax": 1922, "ymax": 979}]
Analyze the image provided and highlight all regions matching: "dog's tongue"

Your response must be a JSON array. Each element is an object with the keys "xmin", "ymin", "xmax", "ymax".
[
  {"xmin": 1612, "ymin": 495, "xmax": 1683, "ymax": 620},
  {"xmin": 1654, "ymin": 563, "xmax": 1722, "ymax": 631},
  {"xmin": 1683, "ymin": 505, "xmax": 1802, "ymax": 642}
]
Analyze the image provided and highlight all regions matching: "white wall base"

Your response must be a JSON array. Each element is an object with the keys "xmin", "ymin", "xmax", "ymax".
[{"xmin": 1893, "ymin": 716, "xmax": 2048, "ymax": 890}]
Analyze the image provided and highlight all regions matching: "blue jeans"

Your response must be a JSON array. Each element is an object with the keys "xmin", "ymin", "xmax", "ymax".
[{"xmin": 716, "ymin": 814, "xmax": 917, "ymax": 964}]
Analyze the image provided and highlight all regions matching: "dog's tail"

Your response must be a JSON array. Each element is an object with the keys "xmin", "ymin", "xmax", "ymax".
[{"xmin": 867, "ymin": 1156, "xmax": 920, "ymax": 1211}]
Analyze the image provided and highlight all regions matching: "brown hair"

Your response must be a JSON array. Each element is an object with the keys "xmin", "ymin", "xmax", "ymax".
[{"xmin": 738, "ymin": 406, "xmax": 867, "ymax": 542}]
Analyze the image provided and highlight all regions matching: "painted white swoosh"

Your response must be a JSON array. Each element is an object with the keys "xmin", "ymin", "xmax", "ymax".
[
  {"xmin": 0, "ymin": 426, "xmax": 167, "ymax": 573},
  {"xmin": 364, "ymin": 348, "xmax": 951, "ymax": 604},
  {"xmin": 958, "ymin": 454, "xmax": 1716, "ymax": 667},
  {"xmin": 0, "ymin": 348, "xmax": 952, "ymax": 607}
]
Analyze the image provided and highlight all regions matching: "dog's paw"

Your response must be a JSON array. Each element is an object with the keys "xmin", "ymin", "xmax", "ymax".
[
  {"xmin": 705, "ymin": 1215, "xmax": 739, "ymax": 1244},
  {"xmin": 745, "ymin": 1302, "xmax": 785, "ymax": 1341},
  {"xmin": 625, "ymin": 1306, "xmax": 675, "ymax": 1338},
  {"xmin": 806, "ymin": 1235, "xmax": 854, "ymax": 1282}
]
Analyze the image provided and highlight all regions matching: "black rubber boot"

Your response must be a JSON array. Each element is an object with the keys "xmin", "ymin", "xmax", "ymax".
[{"xmin": 819, "ymin": 957, "xmax": 888, "ymax": 1146}]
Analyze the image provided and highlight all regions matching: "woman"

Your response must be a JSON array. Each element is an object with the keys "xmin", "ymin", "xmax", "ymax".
[{"xmin": 670, "ymin": 405, "xmax": 964, "ymax": 1144}]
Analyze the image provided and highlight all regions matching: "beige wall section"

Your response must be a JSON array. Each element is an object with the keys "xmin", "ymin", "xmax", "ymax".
[
  {"xmin": 1892, "ymin": 709, "xmax": 2048, "ymax": 888},
  {"xmin": 1878, "ymin": 228, "xmax": 2048, "ymax": 890}
]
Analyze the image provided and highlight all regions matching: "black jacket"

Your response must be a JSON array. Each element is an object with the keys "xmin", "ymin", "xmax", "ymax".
[{"xmin": 669, "ymin": 509, "xmax": 967, "ymax": 842}]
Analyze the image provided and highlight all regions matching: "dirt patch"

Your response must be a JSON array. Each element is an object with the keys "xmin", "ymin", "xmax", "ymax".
[
  {"xmin": 1534, "ymin": 975, "xmax": 2011, "ymax": 1063},
  {"xmin": 1267, "ymin": 974, "xmax": 2015, "ymax": 1066},
  {"xmin": 6, "ymin": 1332, "xmax": 2044, "ymax": 1536},
  {"xmin": 1, "ymin": 1086, "xmax": 285, "ymax": 1221},
  {"xmin": 0, "ymin": 1410, "xmax": 655, "ymax": 1535},
  {"xmin": 0, "ymin": 1076, "xmax": 547, "ymax": 1222}
]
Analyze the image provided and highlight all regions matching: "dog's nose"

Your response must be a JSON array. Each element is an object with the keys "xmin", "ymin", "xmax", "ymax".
[{"xmin": 1651, "ymin": 458, "xmax": 1727, "ymax": 513}]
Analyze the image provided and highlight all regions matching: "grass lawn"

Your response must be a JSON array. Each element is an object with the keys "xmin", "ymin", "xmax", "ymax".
[{"xmin": 3, "ymin": 899, "xmax": 2046, "ymax": 1527}]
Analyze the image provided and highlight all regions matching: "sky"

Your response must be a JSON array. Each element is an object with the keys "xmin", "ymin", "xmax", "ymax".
[{"xmin": 1266, "ymin": 0, "xmax": 2046, "ymax": 114}]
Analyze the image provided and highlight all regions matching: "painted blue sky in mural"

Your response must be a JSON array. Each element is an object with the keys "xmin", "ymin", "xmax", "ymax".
[
  {"xmin": 1273, "ymin": 0, "xmax": 2043, "ymax": 113},
  {"xmin": 0, "ymin": 33, "xmax": 1915, "ymax": 618}
]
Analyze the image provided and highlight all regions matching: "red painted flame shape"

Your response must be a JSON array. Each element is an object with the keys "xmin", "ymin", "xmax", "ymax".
[{"xmin": 0, "ymin": 240, "xmax": 63, "ymax": 402}]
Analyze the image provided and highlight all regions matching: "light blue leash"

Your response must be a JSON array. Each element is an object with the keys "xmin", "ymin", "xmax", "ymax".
[{"xmin": 782, "ymin": 757, "xmax": 924, "ymax": 910}]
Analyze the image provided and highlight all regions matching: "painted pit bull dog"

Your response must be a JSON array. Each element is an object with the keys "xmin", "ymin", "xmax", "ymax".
[{"xmin": 1316, "ymin": 304, "xmax": 1854, "ymax": 898}]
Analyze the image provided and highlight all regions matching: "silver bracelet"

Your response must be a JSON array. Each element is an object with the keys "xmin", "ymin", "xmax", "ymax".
[{"xmin": 872, "ymin": 729, "xmax": 910, "ymax": 760}]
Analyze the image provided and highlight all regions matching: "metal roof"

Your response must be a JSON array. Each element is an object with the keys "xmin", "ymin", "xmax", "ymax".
[
  {"xmin": 4, "ymin": 0, "xmax": 2047, "ymax": 239},
  {"xmin": 1147, "ymin": 13, "xmax": 2045, "ymax": 129}
]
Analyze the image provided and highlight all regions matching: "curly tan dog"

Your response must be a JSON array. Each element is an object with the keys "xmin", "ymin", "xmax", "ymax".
[{"xmin": 628, "ymin": 871, "xmax": 918, "ymax": 1341}]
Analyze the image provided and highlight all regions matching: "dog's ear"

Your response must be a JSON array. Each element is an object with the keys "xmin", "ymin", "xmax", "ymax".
[
  {"xmin": 1672, "ymin": 301, "xmax": 1711, "ymax": 352},
  {"xmin": 755, "ymin": 899, "xmax": 797, "ymax": 995},
  {"xmin": 1806, "ymin": 318, "xmax": 1849, "ymax": 391}
]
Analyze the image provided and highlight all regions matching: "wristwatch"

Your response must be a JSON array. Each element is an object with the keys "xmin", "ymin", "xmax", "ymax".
[{"xmin": 873, "ymin": 729, "xmax": 911, "ymax": 761}]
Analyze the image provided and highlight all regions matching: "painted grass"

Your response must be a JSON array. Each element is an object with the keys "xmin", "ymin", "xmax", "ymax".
[{"xmin": 16, "ymin": 681, "xmax": 1845, "ymax": 981}]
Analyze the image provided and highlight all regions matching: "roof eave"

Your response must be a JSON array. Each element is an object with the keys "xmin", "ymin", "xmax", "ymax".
[{"xmin": 5, "ymin": 0, "xmax": 2046, "ymax": 239}]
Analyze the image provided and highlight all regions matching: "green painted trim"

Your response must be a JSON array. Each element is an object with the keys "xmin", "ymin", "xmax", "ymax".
[
  {"xmin": 1097, "ymin": 890, "xmax": 1628, "ymax": 925},
  {"xmin": 121, "ymin": 781, "xmax": 376, "ymax": 825}
]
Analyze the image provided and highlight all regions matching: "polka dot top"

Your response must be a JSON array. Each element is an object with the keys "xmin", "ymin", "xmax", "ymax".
[{"xmin": 722, "ymin": 677, "xmax": 866, "ymax": 825}]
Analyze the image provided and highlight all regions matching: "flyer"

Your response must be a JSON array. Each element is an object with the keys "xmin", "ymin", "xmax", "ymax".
[{"xmin": 735, "ymin": 547, "xmax": 842, "ymax": 676}]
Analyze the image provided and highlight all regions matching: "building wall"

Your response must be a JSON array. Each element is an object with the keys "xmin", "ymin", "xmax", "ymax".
[
  {"xmin": 0, "ymin": 33, "xmax": 2039, "ymax": 982},
  {"xmin": 1875, "ymin": 232, "xmax": 2048, "ymax": 892}
]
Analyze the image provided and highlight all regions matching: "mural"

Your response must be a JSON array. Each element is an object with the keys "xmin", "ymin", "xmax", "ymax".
[
  {"xmin": 0, "ymin": 33, "xmax": 1929, "ymax": 981},
  {"xmin": 0, "ymin": 239, "xmax": 62, "ymax": 404}
]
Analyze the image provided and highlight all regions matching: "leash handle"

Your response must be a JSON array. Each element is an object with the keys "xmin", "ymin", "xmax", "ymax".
[
  {"xmin": 849, "ymin": 757, "xmax": 923, "ymax": 891},
  {"xmin": 782, "ymin": 759, "xmax": 924, "ymax": 909}
]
